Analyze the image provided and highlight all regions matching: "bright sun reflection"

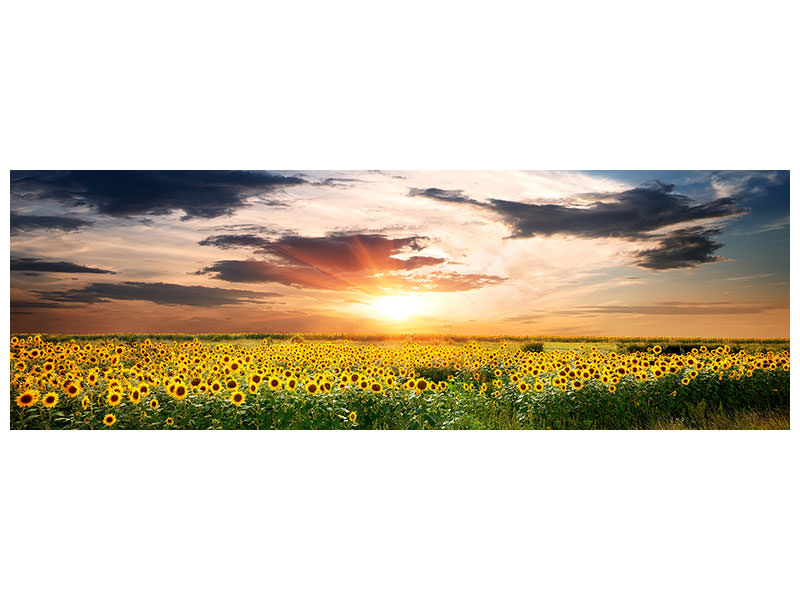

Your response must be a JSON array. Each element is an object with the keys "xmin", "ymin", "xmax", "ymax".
[{"xmin": 369, "ymin": 294, "xmax": 424, "ymax": 320}]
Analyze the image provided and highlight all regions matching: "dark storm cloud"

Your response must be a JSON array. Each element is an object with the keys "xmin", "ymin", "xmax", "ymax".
[
  {"xmin": 408, "ymin": 187, "xmax": 483, "ymax": 206},
  {"xmin": 412, "ymin": 181, "xmax": 744, "ymax": 241},
  {"xmin": 199, "ymin": 232, "xmax": 445, "ymax": 272},
  {"xmin": 35, "ymin": 281, "xmax": 280, "ymax": 306},
  {"xmin": 198, "ymin": 260, "xmax": 506, "ymax": 292},
  {"xmin": 10, "ymin": 170, "xmax": 306, "ymax": 220},
  {"xmin": 631, "ymin": 226, "xmax": 724, "ymax": 270},
  {"xmin": 412, "ymin": 181, "xmax": 744, "ymax": 269},
  {"xmin": 10, "ymin": 213, "xmax": 93, "ymax": 234},
  {"xmin": 485, "ymin": 182, "xmax": 744, "ymax": 239},
  {"xmin": 197, "ymin": 231, "xmax": 509, "ymax": 292},
  {"xmin": 11, "ymin": 300, "xmax": 75, "ymax": 310},
  {"xmin": 197, "ymin": 259, "xmax": 351, "ymax": 289},
  {"xmin": 11, "ymin": 257, "xmax": 115, "ymax": 274}
]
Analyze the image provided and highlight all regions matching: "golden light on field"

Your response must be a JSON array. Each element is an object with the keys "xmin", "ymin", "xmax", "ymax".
[{"xmin": 369, "ymin": 294, "xmax": 424, "ymax": 320}]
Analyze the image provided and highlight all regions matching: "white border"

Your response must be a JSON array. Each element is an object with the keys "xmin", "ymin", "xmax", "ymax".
[{"xmin": 2, "ymin": 2, "xmax": 797, "ymax": 599}]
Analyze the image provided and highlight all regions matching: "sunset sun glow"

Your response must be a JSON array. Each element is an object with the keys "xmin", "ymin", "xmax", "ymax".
[{"xmin": 369, "ymin": 294, "xmax": 424, "ymax": 321}]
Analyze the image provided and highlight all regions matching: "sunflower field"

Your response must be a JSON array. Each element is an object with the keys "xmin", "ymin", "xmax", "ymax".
[{"xmin": 9, "ymin": 335, "xmax": 790, "ymax": 429}]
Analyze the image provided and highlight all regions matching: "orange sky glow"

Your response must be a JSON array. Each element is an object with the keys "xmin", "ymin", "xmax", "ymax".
[{"xmin": 10, "ymin": 170, "xmax": 789, "ymax": 337}]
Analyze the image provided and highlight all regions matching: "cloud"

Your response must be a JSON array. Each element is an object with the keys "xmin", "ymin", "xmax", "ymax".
[
  {"xmin": 630, "ymin": 226, "xmax": 724, "ymax": 270},
  {"xmin": 11, "ymin": 300, "xmax": 75, "ymax": 311},
  {"xmin": 412, "ymin": 181, "xmax": 745, "ymax": 270},
  {"xmin": 311, "ymin": 177, "xmax": 367, "ymax": 188},
  {"xmin": 408, "ymin": 187, "xmax": 483, "ymax": 206},
  {"xmin": 199, "ymin": 260, "xmax": 506, "ymax": 292},
  {"xmin": 403, "ymin": 271, "xmax": 508, "ymax": 292},
  {"xmin": 485, "ymin": 182, "xmax": 744, "ymax": 239},
  {"xmin": 560, "ymin": 301, "xmax": 785, "ymax": 316},
  {"xmin": 10, "ymin": 213, "xmax": 93, "ymax": 234},
  {"xmin": 35, "ymin": 281, "xmax": 280, "ymax": 306},
  {"xmin": 200, "ymin": 232, "xmax": 445, "ymax": 272},
  {"xmin": 197, "ymin": 259, "xmax": 354, "ymax": 289},
  {"xmin": 10, "ymin": 170, "xmax": 306, "ymax": 220},
  {"xmin": 412, "ymin": 181, "xmax": 744, "ymax": 240},
  {"xmin": 11, "ymin": 257, "xmax": 115, "ymax": 274},
  {"xmin": 196, "ymin": 231, "xmax": 513, "ymax": 292},
  {"xmin": 203, "ymin": 223, "xmax": 296, "ymax": 236}
]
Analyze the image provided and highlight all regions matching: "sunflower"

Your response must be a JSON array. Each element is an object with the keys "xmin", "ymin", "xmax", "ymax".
[
  {"xmin": 268, "ymin": 377, "xmax": 282, "ymax": 391},
  {"xmin": 370, "ymin": 382, "xmax": 383, "ymax": 393},
  {"xmin": 42, "ymin": 392, "xmax": 59, "ymax": 408},
  {"xmin": 107, "ymin": 391, "xmax": 122, "ymax": 406},
  {"xmin": 230, "ymin": 391, "xmax": 245, "ymax": 406},
  {"xmin": 103, "ymin": 414, "xmax": 116, "ymax": 426},
  {"xmin": 571, "ymin": 380, "xmax": 584, "ymax": 390},
  {"xmin": 149, "ymin": 398, "xmax": 159, "ymax": 410},
  {"xmin": 210, "ymin": 380, "xmax": 222, "ymax": 393},
  {"xmin": 139, "ymin": 383, "xmax": 150, "ymax": 396},
  {"xmin": 81, "ymin": 396, "xmax": 91, "ymax": 410},
  {"xmin": 15, "ymin": 390, "xmax": 39, "ymax": 408},
  {"xmin": 608, "ymin": 384, "xmax": 616, "ymax": 394},
  {"xmin": 681, "ymin": 377, "xmax": 691, "ymax": 386},
  {"xmin": 286, "ymin": 378, "xmax": 298, "ymax": 392},
  {"xmin": 165, "ymin": 417, "xmax": 175, "ymax": 426},
  {"xmin": 305, "ymin": 382, "xmax": 318, "ymax": 395},
  {"xmin": 348, "ymin": 411, "xmax": 357, "ymax": 423},
  {"xmin": 517, "ymin": 381, "xmax": 529, "ymax": 393},
  {"xmin": 225, "ymin": 379, "xmax": 238, "ymax": 391},
  {"xmin": 173, "ymin": 384, "xmax": 188, "ymax": 400},
  {"xmin": 130, "ymin": 389, "xmax": 141, "ymax": 404},
  {"xmin": 65, "ymin": 382, "xmax": 82, "ymax": 397},
  {"xmin": 415, "ymin": 379, "xmax": 428, "ymax": 392}
]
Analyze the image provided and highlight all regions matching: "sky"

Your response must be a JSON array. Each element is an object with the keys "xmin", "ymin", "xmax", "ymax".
[{"xmin": 8, "ymin": 170, "xmax": 789, "ymax": 337}]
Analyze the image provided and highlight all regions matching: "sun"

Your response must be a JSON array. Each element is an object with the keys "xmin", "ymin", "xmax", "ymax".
[{"xmin": 369, "ymin": 294, "xmax": 424, "ymax": 320}]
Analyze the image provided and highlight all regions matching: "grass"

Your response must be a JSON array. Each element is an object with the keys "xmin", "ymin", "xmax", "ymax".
[{"xmin": 647, "ymin": 407, "xmax": 790, "ymax": 430}]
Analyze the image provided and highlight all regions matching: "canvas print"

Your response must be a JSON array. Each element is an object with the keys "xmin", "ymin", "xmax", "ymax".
[{"xmin": 9, "ymin": 170, "xmax": 789, "ymax": 429}]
